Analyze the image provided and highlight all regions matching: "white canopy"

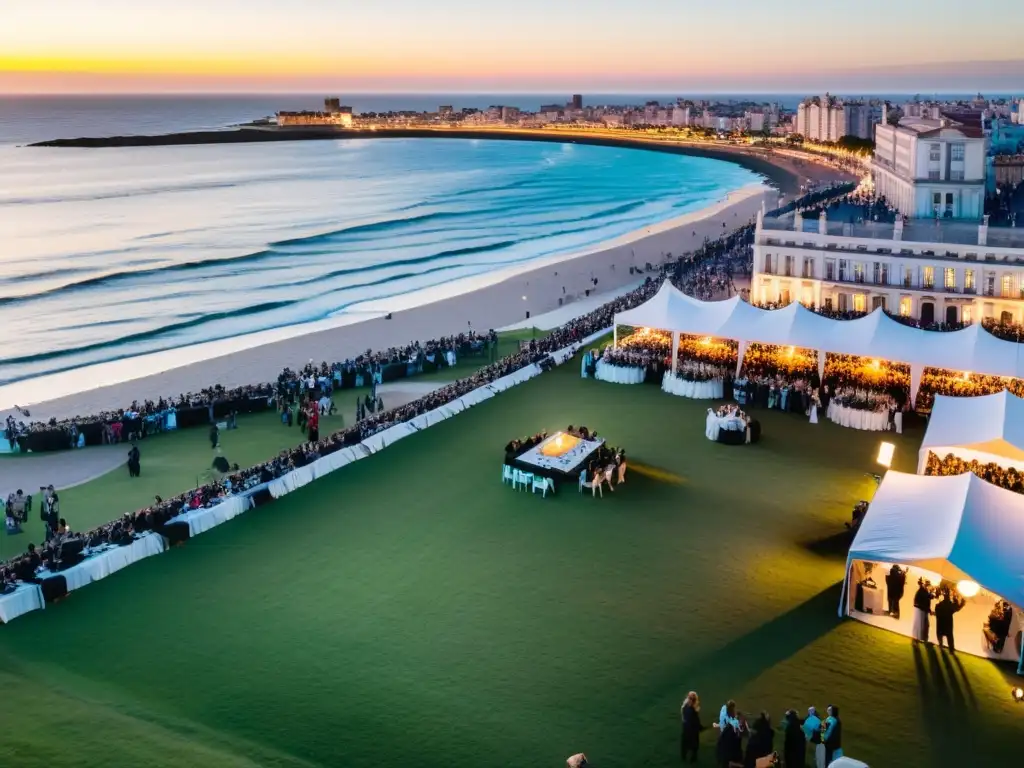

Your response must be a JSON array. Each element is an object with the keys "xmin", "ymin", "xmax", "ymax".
[
  {"xmin": 843, "ymin": 471, "xmax": 1024, "ymax": 609},
  {"xmin": 917, "ymin": 391, "xmax": 1024, "ymax": 473},
  {"xmin": 614, "ymin": 282, "xmax": 1024, "ymax": 380}
]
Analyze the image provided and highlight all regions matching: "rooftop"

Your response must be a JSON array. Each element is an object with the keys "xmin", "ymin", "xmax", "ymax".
[{"xmin": 761, "ymin": 215, "xmax": 1024, "ymax": 250}]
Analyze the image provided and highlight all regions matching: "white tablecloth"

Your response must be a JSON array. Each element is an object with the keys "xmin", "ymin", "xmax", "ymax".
[
  {"xmin": 595, "ymin": 360, "xmax": 644, "ymax": 385},
  {"xmin": 662, "ymin": 373, "xmax": 724, "ymax": 400},
  {"xmin": 168, "ymin": 495, "xmax": 251, "ymax": 537},
  {"xmin": 38, "ymin": 532, "xmax": 167, "ymax": 592},
  {"xmin": 827, "ymin": 402, "xmax": 890, "ymax": 431},
  {"xmin": 705, "ymin": 412, "xmax": 746, "ymax": 441},
  {"xmin": 0, "ymin": 583, "xmax": 44, "ymax": 623}
]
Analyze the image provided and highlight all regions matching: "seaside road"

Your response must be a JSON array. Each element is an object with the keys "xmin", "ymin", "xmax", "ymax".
[{"xmin": 0, "ymin": 379, "xmax": 451, "ymax": 498}]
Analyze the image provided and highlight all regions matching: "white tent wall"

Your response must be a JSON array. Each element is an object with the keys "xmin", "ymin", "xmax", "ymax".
[
  {"xmin": 613, "ymin": 283, "xmax": 1024, "ymax": 382},
  {"xmin": 917, "ymin": 392, "xmax": 1024, "ymax": 473},
  {"xmin": 841, "ymin": 471, "xmax": 1024, "ymax": 668}
]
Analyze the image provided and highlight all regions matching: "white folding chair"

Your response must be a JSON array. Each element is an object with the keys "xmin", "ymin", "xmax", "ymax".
[
  {"xmin": 514, "ymin": 470, "xmax": 534, "ymax": 491},
  {"xmin": 532, "ymin": 476, "xmax": 552, "ymax": 497},
  {"xmin": 502, "ymin": 465, "xmax": 514, "ymax": 485},
  {"xmin": 578, "ymin": 470, "xmax": 587, "ymax": 493}
]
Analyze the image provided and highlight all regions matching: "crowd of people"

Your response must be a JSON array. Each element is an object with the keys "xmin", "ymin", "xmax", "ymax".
[
  {"xmin": 678, "ymin": 692, "xmax": 844, "ymax": 768},
  {"xmin": 1, "ymin": 185, "xmax": 861, "ymax": 594},
  {"xmin": 924, "ymin": 451, "xmax": 1024, "ymax": 495}
]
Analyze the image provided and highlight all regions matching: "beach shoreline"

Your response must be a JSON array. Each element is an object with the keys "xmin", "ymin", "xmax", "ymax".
[
  {"xmin": 28, "ymin": 127, "xmax": 856, "ymax": 197},
  {"xmin": 1, "ymin": 185, "xmax": 779, "ymax": 422}
]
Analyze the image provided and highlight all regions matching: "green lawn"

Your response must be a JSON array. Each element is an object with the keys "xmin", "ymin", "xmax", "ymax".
[
  {"xmin": 0, "ymin": 354, "xmax": 1018, "ymax": 768},
  {"xmin": 0, "ymin": 331, "xmax": 538, "ymax": 561}
]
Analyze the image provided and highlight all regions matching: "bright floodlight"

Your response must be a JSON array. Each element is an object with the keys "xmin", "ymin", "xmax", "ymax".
[
  {"xmin": 1012, "ymin": 687, "xmax": 1024, "ymax": 703},
  {"xmin": 956, "ymin": 580, "xmax": 980, "ymax": 598},
  {"xmin": 876, "ymin": 442, "xmax": 895, "ymax": 469}
]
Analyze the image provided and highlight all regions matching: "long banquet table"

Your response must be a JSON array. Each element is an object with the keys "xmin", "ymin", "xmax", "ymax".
[
  {"xmin": 594, "ymin": 360, "xmax": 644, "ymax": 384},
  {"xmin": 827, "ymin": 401, "xmax": 890, "ymax": 431},
  {"xmin": 662, "ymin": 373, "xmax": 724, "ymax": 400},
  {"xmin": 36, "ymin": 532, "xmax": 167, "ymax": 595},
  {"xmin": 0, "ymin": 583, "xmax": 45, "ymax": 623}
]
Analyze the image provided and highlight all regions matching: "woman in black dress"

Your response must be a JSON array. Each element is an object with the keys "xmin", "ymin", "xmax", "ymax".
[
  {"xmin": 716, "ymin": 702, "xmax": 744, "ymax": 768},
  {"xmin": 680, "ymin": 691, "xmax": 704, "ymax": 763},
  {"xmin": 744, "ymin": 711, "xmax": 774, "ymax": 768},
  {"xmin": 782, "ymin": 710, "xmax": 805, "ymax": 768}
]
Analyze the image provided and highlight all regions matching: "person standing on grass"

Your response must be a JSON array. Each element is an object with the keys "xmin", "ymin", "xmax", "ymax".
[
  {"xmin": 885, "ymin": 564, "xmax": 907, "ymax": 619},
  {"xmin": 822, "ymin": 705, "xmax": 842, "ymax": 766},
  {"xmin": 934, "ymin": 586, "xmax": 966, "ymax": 653},
  {"xmin": 801, "ymin": 707, "xmax": 823, "ymax": 768},
  {"xmin": 680, "ymin": 691, "xmax": 704, "ymax": 763},
  {"xmin": 307, "ymin": 406, "xmax": 319, "ymax": 444},
  {"xmin": 782, "ymin": 710, "xmax": 804, "ymax": 768},
  {"xmin": 912, "ymin": 578, "xmax": 934, "ymax": 644}
]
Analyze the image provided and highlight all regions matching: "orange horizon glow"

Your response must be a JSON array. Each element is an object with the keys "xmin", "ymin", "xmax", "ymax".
[{"xmin": 3, "ymin": 0, "xmax": 1023, "ymax": 95}]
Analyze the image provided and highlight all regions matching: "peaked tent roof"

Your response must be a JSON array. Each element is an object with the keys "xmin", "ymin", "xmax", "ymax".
[
  {"xmin": 920, "ymin": 391, "xmax": 1024, "ymax": 464},
  {"xmin": 613, "ymin": 285, "xmax": 1024, "ymax": 379},
  {"xmin": 848, "ymin": 471, "xmax": 1024, "ymax": 607}
]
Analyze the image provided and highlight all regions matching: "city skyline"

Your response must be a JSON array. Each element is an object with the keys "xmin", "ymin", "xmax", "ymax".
[{"xmin": 2, "ymin": 0, "xmax": 1023, "ymax": 94}]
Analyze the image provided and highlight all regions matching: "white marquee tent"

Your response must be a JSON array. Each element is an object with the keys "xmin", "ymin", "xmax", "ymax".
[
  {"xmin": 614, "ymin": 282, "xmax": 1024, "ymax": 395},
  {"xmin": 917, "ymin": 391, "xmax": 1024, "ymax": 473},
  {"xmin": 841, "ymin": 470, "xmax": 1024, "ymax": 669}
]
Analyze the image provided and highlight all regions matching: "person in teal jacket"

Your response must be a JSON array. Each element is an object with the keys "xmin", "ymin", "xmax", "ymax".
[{"xmin": 823, "ymin": 704, "xmax": 843, "ymax": 765}]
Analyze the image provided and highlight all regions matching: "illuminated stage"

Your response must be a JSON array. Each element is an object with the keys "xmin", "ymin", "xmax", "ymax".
[{"xmin": 516, "ymin": 431, "xmax": 604, "ymax": 479}]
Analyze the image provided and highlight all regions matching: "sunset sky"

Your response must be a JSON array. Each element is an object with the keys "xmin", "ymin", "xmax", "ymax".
[{"xmin": 3, "ymin": 0, "xmax": 1023, "ymax": 94}]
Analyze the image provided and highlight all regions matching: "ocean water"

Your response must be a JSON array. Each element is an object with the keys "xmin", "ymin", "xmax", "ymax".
[{"xmin": 0, "ymin": 136, "xmax": 762, "ymax": 391}]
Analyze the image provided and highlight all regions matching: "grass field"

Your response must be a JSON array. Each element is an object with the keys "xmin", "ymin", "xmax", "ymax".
[
  {"xmin": 0, "ymin": 354, "xmax": 1019, "ymax": 767},
  {"xmin": 0, "ymin": 332, "xmax": 536, "ymax": 562}
]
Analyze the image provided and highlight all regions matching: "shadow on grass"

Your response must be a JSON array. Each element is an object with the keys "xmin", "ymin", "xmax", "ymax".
[
  {"xmin": 799, "ymin": 530, "xmax": 853, "ymax": 560},
  {"xmin": 913, "ymin": 642, "xmax": 1003, "ymax": 764},
  {"xmin": 651, "ymin": 582, "xmax": 844, "ymax": 705}
]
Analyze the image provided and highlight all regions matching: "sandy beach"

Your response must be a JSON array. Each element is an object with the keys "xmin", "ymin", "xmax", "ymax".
[{"xmin": 1, "ymin": 184, "xmax": 784, "ymax": 422}]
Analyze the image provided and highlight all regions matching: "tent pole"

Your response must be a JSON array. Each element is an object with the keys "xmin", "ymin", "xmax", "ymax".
[
  {"xmin": 613, "ymin": 324, "xmax": 618, "ymax": 348},
  {"xmin": 736, "ymin": 340, "xmax": 748, "ymax": 378},
  {"xmin": 1019, "ymin": 639, "xmax": 1023, "ymax": 676},
  {"xmin": 671, "ymin": 332, "xmax": 679, "ymax": 376},
  {"xmin": 837, "ymin": 554, "xmax": 853, "ymax": 617}
]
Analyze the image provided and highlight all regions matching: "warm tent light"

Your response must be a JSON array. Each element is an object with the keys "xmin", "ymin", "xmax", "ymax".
[
  {"xmin": 962, "ymin": 371, "xmax": 971, "ymax": 381},
  {"xmin": 786, "ymin": 346, "xmax": 795, "ymax": 358},
  {"xmin": 876, "ymin": 442, "xmax": 895, "ymax": 469},
  {"xmin": 920, "ymin": 570, "xmax": 943, "ymax": 587},
  {"xmin": 1013, "ymin": 687, "xmax": 1024, "ymax": 703},
  {"xmin": 956, "ymin": 580, "xmax": 980, "ymax": 598},
  {"xmin": 871, "ymin": 359, "xmax": 880, "ymax": 369},
  {"xmin": 700, "ymin": 336, "xmax": 712, "ymax": 346}
]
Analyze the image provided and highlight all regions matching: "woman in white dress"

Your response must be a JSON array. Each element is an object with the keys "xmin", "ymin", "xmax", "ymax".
[{"xmin": 706, "ymin": 409, "xmax": 721, "ymax": 442}]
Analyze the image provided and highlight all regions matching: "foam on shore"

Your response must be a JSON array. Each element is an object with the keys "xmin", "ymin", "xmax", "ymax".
[{"xmin": 0, "ymin": 185, "xmax": 775, "ymax": 422}]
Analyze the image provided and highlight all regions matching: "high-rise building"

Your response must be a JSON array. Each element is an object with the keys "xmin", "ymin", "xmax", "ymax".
[
  {"xmin": 796, "ymin": 94, "xmax": 876, "ymax": 142},
  {"xmin": 571, "ymin": 94, "xmax": 583, "ymax": 110}
]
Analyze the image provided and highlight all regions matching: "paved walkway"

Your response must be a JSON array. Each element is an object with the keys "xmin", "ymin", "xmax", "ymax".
[
  {"xmin": 1, "ymin": 380, "xmax": 449, "ymax": 495},
  {"xmin": 0, "ymin": 444, "xmax": 129, "ymax": 496}
]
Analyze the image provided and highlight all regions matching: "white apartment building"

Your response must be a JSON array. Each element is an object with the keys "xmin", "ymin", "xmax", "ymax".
[
  {"xmin": 873, "ymin": 118, "xmax": 987, "ymax": 220},
  {"xmin": 750, "ymin": 210, "xmax": 1024, "ymax": 327},
  {"xmin": 796, "ymin": 95, "xmax": 875, "ymax": 142}
]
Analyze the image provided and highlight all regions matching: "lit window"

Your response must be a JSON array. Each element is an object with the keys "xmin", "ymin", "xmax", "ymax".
[
  {"xmin": 944, "ymin": 268, "xmax": 956, "ymax": 289},
  {"xmin": 962, "ymin": 305, "xmax": 973, "ymax": 323},
  {"xmin": 923, "ymin": 267, "xmax": 935, "ymax": 289},
  {"xmin": 853, "ymin": 294, "xmax": 866, "ymax": 313},
  {"xmin": 899, "ymin": 297, "xmax": 912, "ymax": 317},
  {"xmin": 951, "ymin": 143, "xmax": 965, "ymax": 161},
  {"xmin": 1002, "ymin": 274, "xmax": 1013, "ymax": 298},
  {"xmin": 965, "ymin": 269, "xmax": 975, "ymax": 291}
]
